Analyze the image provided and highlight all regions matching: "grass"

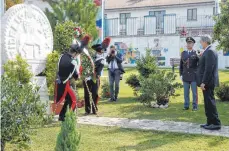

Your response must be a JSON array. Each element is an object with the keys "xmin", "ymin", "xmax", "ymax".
[
  {"xmin": 5, "ymin": 69, "xmax": 229, "ymax": 151},
  {"xmin": 6, "ymin": 124, "xmax": 229, "ymax": 151},
  {"xmin": 78, "ymin": 68, "xmax": 229, "ymax": 125}
]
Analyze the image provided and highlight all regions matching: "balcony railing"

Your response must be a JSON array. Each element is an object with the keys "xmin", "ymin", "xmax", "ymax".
[{"xmin": 104, "ymin": 15, "xmax": 215, "ymax": 37}]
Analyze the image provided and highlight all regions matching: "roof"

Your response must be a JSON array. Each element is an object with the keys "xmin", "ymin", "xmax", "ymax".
[{"xmin": 105, "ymin": 0, "xmax": 215, "ymax": 10}]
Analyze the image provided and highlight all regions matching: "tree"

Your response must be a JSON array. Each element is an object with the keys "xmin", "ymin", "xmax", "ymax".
[
  {"xmin": 213, "ymin": 0, "xmax": 229, "ymax": 53},
  {"xmin": 45, "ymin": 0, "xmax": 99, "ymax": 40},
  {"xmin": 6, "ymin": 0, "xmax": 24, "ymax": 10},
  {"xmin": 136, "ymin": 48, "xmax": 157, "ymax": 78},
  {"xmin": 55, "ymin": 109, "xmax": 81, "ymax": 151}
]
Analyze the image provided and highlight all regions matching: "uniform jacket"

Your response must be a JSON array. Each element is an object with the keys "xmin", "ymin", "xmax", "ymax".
[
  {"xmin": 94, "ymin": 54, "xmax": 105, "ymax": 78},
  {"xmin": 58, "ymin": 53, "xmax": 78, "ymax": 82},
  {"xmin": 179, "ymin": 50, "xmax": 199, "ymax": 82}
]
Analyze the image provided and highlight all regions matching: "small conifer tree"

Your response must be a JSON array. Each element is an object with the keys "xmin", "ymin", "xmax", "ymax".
[{"xmin": 55, "ymin": 108, "xmax": 81, "ymax": 151}]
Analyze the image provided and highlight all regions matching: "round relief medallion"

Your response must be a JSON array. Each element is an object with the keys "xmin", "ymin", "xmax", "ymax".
[{"xmin": 1, "ymin": 4, "xmax": 53, "ymax": 75}]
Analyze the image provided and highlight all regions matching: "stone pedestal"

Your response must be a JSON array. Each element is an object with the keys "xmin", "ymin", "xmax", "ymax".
[{"xmin": 32, "ymin": 76, "xmax": 51, "ymax": 114}]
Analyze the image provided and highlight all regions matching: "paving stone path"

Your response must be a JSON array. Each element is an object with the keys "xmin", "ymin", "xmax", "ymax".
[{"xmin": 76, "ymin": 116, "xmax": 229, "ymax": 138}]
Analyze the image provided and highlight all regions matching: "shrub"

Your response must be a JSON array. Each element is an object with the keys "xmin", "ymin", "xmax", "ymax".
[
  {"xmin": 101, "ymin": 80, "xmax": 110, "ymax": 98},
  {"xmin": 3, "ymin": 55, "xmax": 33, "ymax": 84},
  {"xmin": 126, "ymin": 74, "xmax": 140, "ymax": 96},
  {"xmin": 139, "ymin": 70, "xmax": 182, "ymax": 106},
  {"xmin": 1, "ymin": 78, "xmax": 46, "ymax": 150},
  {"xmin": 54, "ymin": 21, "xmax": 77, "ymax": 53},
  {"xmin": 215, "ymin": 83, "xmax": 229, "ymax": 102},
  {"xmin": 45, "ymin": 51, "xmax": 60, "ymax": 96},
  {"xmin": 136, "ymin": 48, "xmax": 157, "ymax": 78},
  {"xmin": 55, "ymin": 109, "xmax": 80, "ymax": 151}
]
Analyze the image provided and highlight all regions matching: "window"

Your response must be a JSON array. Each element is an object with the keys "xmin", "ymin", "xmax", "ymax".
[
  {"xmin": 149, "ymin": 11, "xmax": 166, "ymax": 29},
  {"xmin": 149, "ymin": 10, "xmax": 166, "ymax": 16},
  {"xmin": 120, "ymin": 13, "xmax": 131, "ymax": 25},
  {"xmin": 187, "ymin": 8, "xmax": 197, "ymax": 21}
]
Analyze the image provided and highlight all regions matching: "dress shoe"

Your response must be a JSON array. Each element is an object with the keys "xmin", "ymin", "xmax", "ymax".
[
  {"xmin": 192, "ymin": 108, "xmax": 198, "ymax": 111},
  {"xmin": 114, "ymin": 97, "xmax": 118, "ymax": 102},
  {"xmin": 108, "ymin": 98, "xmax": 114, "ymax": 102},
  {"xmin": 203, "ymin": 124, "xmax": 221, "ymax": 130},
  {"xmin": 200, "ymin": 123, "xmax": 209, "ymax": 128},
  {"xmin": 183, "ymin": 107, "xmax": 189, "ymax": 110},
  {"xmin": 92, "ymin": 112, "xmax": 97, "ymax": 115},
  {"xmin": 58, "ymin": 117, "xmax": 65, "ymax": 121},
  {"xmin": 84, "ymin": 113, "xmax": 90, "ymax": 116}
]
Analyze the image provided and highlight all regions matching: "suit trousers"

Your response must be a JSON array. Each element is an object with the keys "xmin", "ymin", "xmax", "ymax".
[
  {"xmin": 109, "ymin": 69, "xmax": 120, "ymax": 99},
  {"xmin": 203, "ymin": 87, "xmax": 221, "ymax": 125}
]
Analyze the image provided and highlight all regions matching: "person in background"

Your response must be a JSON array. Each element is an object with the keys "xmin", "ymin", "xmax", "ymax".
[
  {"xmin": 106, "ymin": 45, "xmax": 124, "ymax": 102},
  {"xmin": 83, "ymin": 37, "xmax": 111, "ymax": 115},
  {"xmin": 179, "ymin": 37, "xmax": 199, "ymax": 111},
  {"xmin": 197, "ymin": 35, "xmax": 221, "ymax": 130}
]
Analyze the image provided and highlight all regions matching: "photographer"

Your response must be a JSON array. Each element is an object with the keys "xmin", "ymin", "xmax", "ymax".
[{"xmin": 106, "ymin": 45, "xmax": 124, "ymax": 102}]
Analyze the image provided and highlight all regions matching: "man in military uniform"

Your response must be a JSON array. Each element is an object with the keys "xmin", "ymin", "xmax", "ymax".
[
  {"xmin": 179, "ymin": 37, "xmax": 199, "ymax": 111},
  {"xmin": 83, "ymin": 37, "xmax": 111, "ymax": 115},
  {"xmin": 54, "ymin": 35, "xmax": 90, "ymax": 121}
]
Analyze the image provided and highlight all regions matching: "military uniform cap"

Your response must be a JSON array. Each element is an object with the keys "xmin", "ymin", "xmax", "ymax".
[{"xmin": 186, "ymin": 37, "xmax": 195, "ymax": 43}]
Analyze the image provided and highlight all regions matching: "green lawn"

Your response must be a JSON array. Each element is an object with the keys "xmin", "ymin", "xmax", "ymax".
[
  {"xmin": 78, "ymin": 69, "xmax": 229, "ymax": 125},
  {"xmin": 6, "ymin": 124, "xmax": 229, "ymax": 151},
  {"xmin": 5, "ymin": 69, "xmax": 229, "ymax": 151}
]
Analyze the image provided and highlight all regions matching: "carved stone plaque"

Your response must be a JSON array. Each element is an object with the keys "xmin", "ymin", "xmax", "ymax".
[{"xmin": 1, "ymin": 4, "xmax": 53, "ymax": 75}]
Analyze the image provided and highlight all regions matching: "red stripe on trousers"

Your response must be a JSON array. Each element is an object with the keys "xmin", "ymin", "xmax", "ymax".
[{"xmin": 55, "ymin": 81, "xmax": 77, "ymax": 110}]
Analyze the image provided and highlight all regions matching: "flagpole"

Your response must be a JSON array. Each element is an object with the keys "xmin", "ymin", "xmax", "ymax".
[
  {"xmin": 1, "ymin": 0, "xmax": 5, "ymax": 16},
  {"xmin": 101, "ymin": 0, "xmax": 104, "ymax": 40}
]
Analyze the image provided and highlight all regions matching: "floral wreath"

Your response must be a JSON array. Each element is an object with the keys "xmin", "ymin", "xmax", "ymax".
[{"xmin": 73, "ymin": 27, "xmax": 85, "ymax": 38}]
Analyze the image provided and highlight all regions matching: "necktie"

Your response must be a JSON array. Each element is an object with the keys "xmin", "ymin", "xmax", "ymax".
[{"xmin": 111, "ymin": 60, "xmax": 114, "ymax": 72}]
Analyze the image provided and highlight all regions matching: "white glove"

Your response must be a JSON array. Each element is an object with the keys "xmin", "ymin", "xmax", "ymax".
[{"xmin": 180, "ymin": 76, "xmax": 183, "ymax": 81}]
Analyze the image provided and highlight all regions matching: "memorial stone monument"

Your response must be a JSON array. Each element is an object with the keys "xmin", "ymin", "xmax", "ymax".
[{"xmin": 1, "ymin": 3, "xmax": 53, "ymax": 113}]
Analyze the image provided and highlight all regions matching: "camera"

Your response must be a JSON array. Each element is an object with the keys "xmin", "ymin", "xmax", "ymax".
[{"xmin": 111, "ymin": 50, "xmax": 115, "ymax": 54}]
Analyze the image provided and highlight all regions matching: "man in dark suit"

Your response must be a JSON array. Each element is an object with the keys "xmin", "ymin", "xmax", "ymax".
[
  {"xmin": 197, "ymin": 35, "xmax": 221, "ymax": 130},
  {"xmin": 180, "ymin": 37, "xmax": 199, "ymax": 111},
  {"xmin": 106, "ymin": 45, "xmax": 123, "ymax": 102}
]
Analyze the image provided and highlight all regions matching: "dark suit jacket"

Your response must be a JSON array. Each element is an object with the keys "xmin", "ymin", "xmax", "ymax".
[
  {"xmin": 179, "ymin": 50, "xmax": 199, "ymax": 82},
  {"xmin": 196, "ymin": 46, "xmax": 219, "ymax": 88},
  {"xmin": 106, "ymin": 53, "xmax": 124, "ymax": 73}
]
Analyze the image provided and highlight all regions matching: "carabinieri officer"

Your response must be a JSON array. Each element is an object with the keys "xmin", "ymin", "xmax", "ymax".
[{"xmin": 179, "ymin": 37, "xmax": 199, "ymax": 111}]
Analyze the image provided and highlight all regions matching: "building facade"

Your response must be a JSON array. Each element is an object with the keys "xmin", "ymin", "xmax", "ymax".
[
  {"xmin": 1, "ymin": 0, "xmax": 228, "ymax": 68},
  {"xmin": 104, "ymin": 0, "xmax": 229, "ymax": 68}
]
